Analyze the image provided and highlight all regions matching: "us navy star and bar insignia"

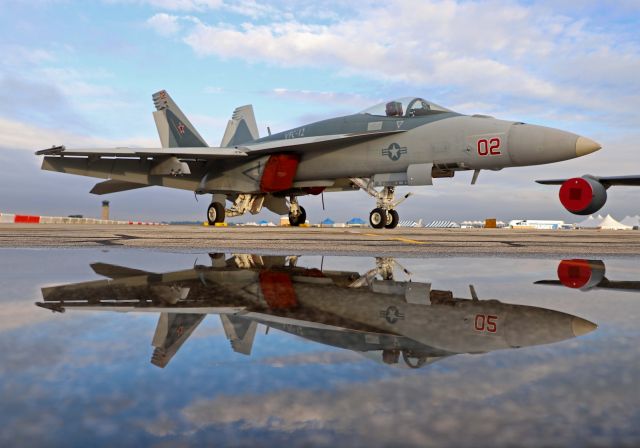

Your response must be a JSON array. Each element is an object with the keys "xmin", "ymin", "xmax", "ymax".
[{"xmin": 382, "ymin": 142, "xmax": 408, "ymax": 161}]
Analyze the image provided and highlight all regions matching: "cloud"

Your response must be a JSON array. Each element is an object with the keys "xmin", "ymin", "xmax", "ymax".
[
  {"xmin": 143, "ymin": 0, "xmax": 640, "ymax": 129},
  {"xmin": 130, "ymin": 0, "xmax": 223, "ymax": 11},
  {"xmin": 146, "ymin": 13, "xmax": 181, "ymax": 36},
  {"xmin": 170, "ymin": 344, "xmax": 640, "ymax": 446},
  {"xmin": 269, "ymin": 88, "xmax": 377, "ymax": 109},
  {"xmin": 0, "ymin": 116, "xmax": 156, "ymax": 152}
]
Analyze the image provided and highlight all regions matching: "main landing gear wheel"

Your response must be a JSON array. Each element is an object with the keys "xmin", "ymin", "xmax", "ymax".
[
  {"xmin": 207, "ymin": 202, "xmax": 225, "ymax": 225},
  {"xmin": 288, "ymin": 206, "xmax": 307, "ymax": 226},
  {"xmin": 369, "ymin": 208, "xmax": 388, "ymax": 229},
  {"xmin": 385, "ymin": 209, "xmax": 399, "ymax": 229}
]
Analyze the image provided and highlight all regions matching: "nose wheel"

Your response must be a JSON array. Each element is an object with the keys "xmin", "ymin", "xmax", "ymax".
[
  {"xmin": 369, "ymin": 208, "xmax": 399, "ymax": 229},
  {"xmin": 351, "ymin": 179, "xmax": 410, "ymax": 230},
  {"xmin": 386, "ymin": 209, "xmax": 399, "ymax": 229}
]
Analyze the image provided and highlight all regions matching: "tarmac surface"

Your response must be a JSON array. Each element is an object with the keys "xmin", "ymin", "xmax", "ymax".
[{"xmin": 0, "ymin": 224, "xmax": 638, "ymax": 256}]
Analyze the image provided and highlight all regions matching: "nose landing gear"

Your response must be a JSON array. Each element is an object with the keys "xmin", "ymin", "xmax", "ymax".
[
  {"xmin": 369, "ymin": 208, "xmax": 399, "ymax": 229},
  {"xmin": 351, "ymin": 179, "xmax": 411, "ymax": 229}
]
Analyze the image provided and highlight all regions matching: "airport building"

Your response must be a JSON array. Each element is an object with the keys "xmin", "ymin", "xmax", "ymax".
[{"xmin": 509, "ymin": 219, "xmax": 565, "ymax": 230}]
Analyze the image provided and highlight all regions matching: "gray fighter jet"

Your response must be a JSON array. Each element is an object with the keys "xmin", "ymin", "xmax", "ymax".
[
  {"xmin": 36, "ymin": 254, "xmax": 596, "ymax": 369},
  {"xmin": 37, "ymin": 91, "xmax": 601, "ymax": 228},
  {"xmin": 537, "ymin": 175, "xmax": 640, "ymax": 215}
]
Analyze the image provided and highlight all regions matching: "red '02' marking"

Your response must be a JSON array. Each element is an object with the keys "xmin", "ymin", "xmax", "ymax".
[{"xmin": 477, "ymin": 137, "xmax": 501, "ymax": 156}]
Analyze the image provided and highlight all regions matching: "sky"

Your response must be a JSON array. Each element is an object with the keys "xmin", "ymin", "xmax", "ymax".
[{"xmin": 0, "ymin": 0, "xmax": 639, "ymax": 223}]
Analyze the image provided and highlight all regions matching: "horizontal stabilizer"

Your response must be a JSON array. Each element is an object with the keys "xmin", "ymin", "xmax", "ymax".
[
  {"xmin": 90, "ymin": 179, "xmax": 150, "ymax": 195},
  {"xmin": 90, "ymin": 262, "xmax": 153, "ymax": 279}
]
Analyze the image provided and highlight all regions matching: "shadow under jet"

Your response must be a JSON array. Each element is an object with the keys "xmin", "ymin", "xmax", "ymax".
[{"xmin": 36, "ymin": 254, "xmax": 597, "ymax": 369}]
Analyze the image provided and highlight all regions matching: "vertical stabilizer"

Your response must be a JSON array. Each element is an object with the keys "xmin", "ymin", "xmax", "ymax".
[
  {"xmin": 151, "ymin": 312, "xmax": 206, "ymax": 368},
  {"xmin": 220, "ymin": 105, "xmax": 259, "ymax": 147},
  {"xmin": 220, "ymin": 315, "xmax": 258, "ymax": 355},
  {"xmin": 152, "ymin": 90, "xmax": 208, "ymax": 148}
]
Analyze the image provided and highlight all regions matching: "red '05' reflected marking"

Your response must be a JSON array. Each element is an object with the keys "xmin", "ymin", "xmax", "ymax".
[
  {"xmin": 559, "ymin": 177, "xmax": 593, "ymax": 213},
  {"xmin": 557, "ymin": 259, "xmax": 592, "ymax": 288},
  {"xmin": 477, "ymin": 137, "xmax": 501, "ymax": 156},
  {"xmin": 474, "ymin": 314, "xmax": 498, "ymax": 332}
]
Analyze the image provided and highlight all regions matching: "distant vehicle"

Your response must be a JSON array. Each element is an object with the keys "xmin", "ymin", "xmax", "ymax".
[
  {"xmin": 37, "ymin": 91, "xmax": 600, "ymax": 228},
  {"xmin": 536, "ymin": 259, "xmax": 640, "ymax": 293},
  {"xmin": 37, "ymin": 254, "xmax": 596, "ymax": 369},
  {"xmin": 537, "ymin": 175, "xmax": 640, "ymax": 215}
]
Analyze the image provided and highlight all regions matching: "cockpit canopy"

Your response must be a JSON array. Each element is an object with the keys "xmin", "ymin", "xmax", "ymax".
[{"xmin": 360, "ymin": 97, "xmax": 453, "ymax": 118}]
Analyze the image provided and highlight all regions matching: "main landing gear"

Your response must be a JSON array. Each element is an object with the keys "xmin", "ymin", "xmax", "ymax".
[
  {"xmin": 207, "ymin": 202, "xmax": 225, "ymax": 225},
  {"xmin": 288, "ymin": 196, "xmax": 306, "ymax": 226},
  {"xmin": 350, "ymin": 179, "xmax": 412, "ymax": 229}
]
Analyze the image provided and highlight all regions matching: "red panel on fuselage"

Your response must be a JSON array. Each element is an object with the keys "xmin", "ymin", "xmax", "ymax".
[
  {"xmin": 259, "ymin": 271, "xmax": 298, "ymax": 310},
  {"xmin": 260, "ymin": 154, "xmax": 300, "ymax": 192}
]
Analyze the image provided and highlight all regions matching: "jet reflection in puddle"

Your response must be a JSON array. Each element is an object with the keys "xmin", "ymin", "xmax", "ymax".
[
  {"xmin": 536, "ymin": 259, "xmax": 640, "ymax": 293},
  {"xmin": 36, "ymin": 254, "xmax": 596, "ymax": 369}
]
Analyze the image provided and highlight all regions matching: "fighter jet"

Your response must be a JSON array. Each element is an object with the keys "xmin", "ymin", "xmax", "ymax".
[
  {"xmin": 536, "ymin": 174, "xmax": 640, "ymax": 215},
  {"xmin": 536, "ymin": 259, "xmax": 640, "ymax": 293},
  {"xmin": 36, "ymin": 254, "xmax": 597, "ymax": 369},
  {"xmin": 37, "ymin": 91, "xmax": 601, "ymax": 228}
]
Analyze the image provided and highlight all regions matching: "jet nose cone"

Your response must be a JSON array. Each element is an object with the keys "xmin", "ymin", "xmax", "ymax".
[
  {"xmin": 508, "ymin": 123, "xmax": 582, "ymax": 166},
  {"xmin": 575, "ymin": 136, "xmax": 602, "ymax": 157},
  {"xmin": 571, "ymin": 317, "xmax": 597, "ymax": 337}
]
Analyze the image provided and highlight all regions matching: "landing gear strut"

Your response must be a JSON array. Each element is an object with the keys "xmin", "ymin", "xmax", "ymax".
[
  {"xmin": 288, "ymin": 196, "xmax": 306, "ymax": 226},
  {"xmin": 207, "ymin": 202, "xmax": 225, "ymax": 225},
  {"xmin": 350, "ymin": 179, "xmax": 411, "ymax": 230}
]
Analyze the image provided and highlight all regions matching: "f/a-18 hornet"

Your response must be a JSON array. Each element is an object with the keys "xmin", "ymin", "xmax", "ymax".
[
  {"xmin": 37, "ymin": 92, "xmax": 601, "ymax": 228},
  {"xmin": 36, "ymin": 254, "xmax": 597, "ymax": 369}
]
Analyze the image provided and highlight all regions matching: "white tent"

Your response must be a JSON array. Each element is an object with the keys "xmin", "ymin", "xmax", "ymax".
[
  {"xmin": 598, "ymin": 214, "xmax": 632, "ymax": 230},
  {"xmin": 576, "ymin": 215, "xmax": 600, "ymax": 228},
  {"xmin": 620, "ymin": 215, "xmax": 640, "ymax": 228}
]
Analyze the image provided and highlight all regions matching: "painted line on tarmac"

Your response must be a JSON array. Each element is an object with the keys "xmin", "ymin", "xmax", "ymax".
[{"xmin": 361, "ymin": 232, "xmax": 429, "ymax": 245}]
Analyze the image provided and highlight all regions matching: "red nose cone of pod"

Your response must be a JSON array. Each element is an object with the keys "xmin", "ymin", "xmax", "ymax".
[
  {"xmin": 557, "ymin": 259, "xmax": 592, "ymax": 289},
  {"xmin": 559, "ymin": 177, "xmax": 593, "ymax": 213}
]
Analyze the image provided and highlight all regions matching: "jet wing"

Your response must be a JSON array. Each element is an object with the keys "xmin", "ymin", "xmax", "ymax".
[
  {"xmin": 90, "ymin": 262, "xmax": 154, "ymax": 279},
  {"xmin": 37, "ymin": 130, "xmax": 403, "ymax": 161},
  {"xmin": 36, "ymin": 145, "xmax": 247, "ymax": 160},
  {"xmin": 242, "ymin": 130, "xmax": 406, "ymax": 155},
  {"xmin": 537, "ymin": 175, "xmax": 640, "ymax": 187},
  {"xmin": 90, "ymin": 180, "xmax": 150, "ymax": 195}
]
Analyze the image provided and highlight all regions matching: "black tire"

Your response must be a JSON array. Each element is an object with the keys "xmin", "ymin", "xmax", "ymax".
[
  {"xmin": 369, "ymin": 208, "xmax": 387, "ymax": 229},
  {"xmin": 207, "ymin": 202, "xmax": 225, "ymax": 225},
  {"xmin": 385, "ymin": 209, "xmax": 399, "ymax": 229},
  {"xmin": 289, "ymin": 206, "xmax": 307, "ymax": 226}
]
